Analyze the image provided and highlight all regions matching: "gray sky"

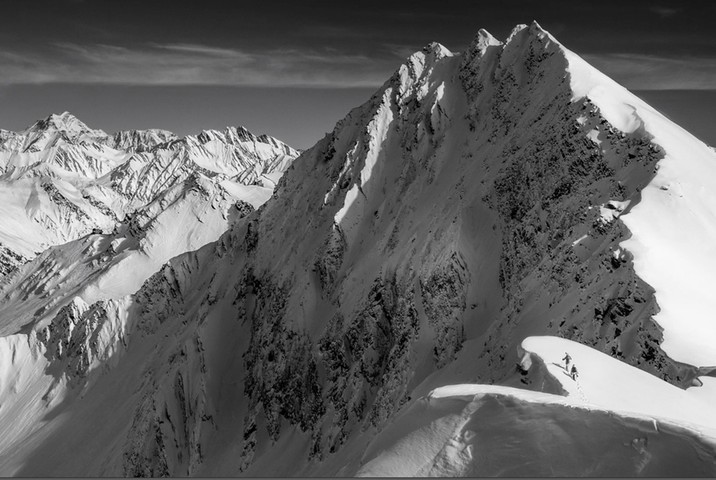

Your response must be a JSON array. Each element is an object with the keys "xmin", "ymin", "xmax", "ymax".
[{"xmin": 0, "ymin": 0, "xmax": 714, "ymax": 148}]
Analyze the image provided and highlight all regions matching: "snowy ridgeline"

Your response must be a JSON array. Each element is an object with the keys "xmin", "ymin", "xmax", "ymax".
[
  {"xmin": 357, "ymin": 337, "xmax": 716, "ymax": 477},
  {"xmin": 1, "ymin": 21, "xmax": 716, "ymax": 477}
]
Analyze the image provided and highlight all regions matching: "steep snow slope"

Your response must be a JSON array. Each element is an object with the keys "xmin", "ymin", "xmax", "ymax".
[
  {"xmin": 567, "ymin": 57, "xmax": 716, "ymax": 367},
  {"xmin": 1, "ymin": 21, "xmax": 716, "ymax": 477},
  {"xmin": 518, "ymin": 336, "xmax": 716, "ymax": 431},
  {"xmin": 353, "ymin": 336, "xmax": 716, "ymax": 476}
]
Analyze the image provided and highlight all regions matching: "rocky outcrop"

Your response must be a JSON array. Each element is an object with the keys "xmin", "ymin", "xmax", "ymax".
[
  {"xmin": 314, "ymin": 224, "xmax": 346, "ymax": 295},
  {"xmin": 112, "ymin": 129, "xmax": 178, "ymax": 153},
  {"xmin": 122, "ymin": 391, "xmax": 171, "ymax": 477},
  {"xmin": 476, "ymin": 92, "xmax": 693, "ymax": 385},
  {"xmin": 121, "ymin": 345, "xmax": 215, "ymax": 477},
  {"xmin": 420, "ymin": 252, "xmax": 469, "ymax": 368},
  {"xmin": 118, "ymin": 250, "xmax": 215, "ymax": 476},
  {"xmin": 237, "ymin": 269, "xmax": 421, "ymax": 467},
  {"xmin": 38, "ymin": 296, "xmax": 130, "ymax": 385},
  {"xmin": 0, "ymin": 244, "xmax": 26, "ymax": 281}
]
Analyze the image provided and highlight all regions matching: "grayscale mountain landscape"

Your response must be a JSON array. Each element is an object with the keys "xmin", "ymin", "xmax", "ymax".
[{"xmin": 0, "ymin": 4, "xmax": 715, "ymax": 477}]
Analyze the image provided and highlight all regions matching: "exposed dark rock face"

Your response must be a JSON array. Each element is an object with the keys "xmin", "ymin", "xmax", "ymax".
[
  {"xmin": 40, "ymin": 300, "xmax": 106, "ymax": 380},
  {"xmin": 0, "ymin": 245, "xmax": 26, "ymax": 281},
  {"xmin": 135, "ymin": 264, "xmax": 188, "ymax": 334},
  {"xmin": 314, "ymin": 224, "xmax": 346, "ymax": 295},
  {"xmin": 420, "ymin": 252, "xmax": 469, "ymax": 368},
  {"xmin": 233, "ymin": 200, "xmax": 255, "ymax": 219},
  {"xmin": 476, "ymin": 90, "xmax": 693, "ymax": 385},
  {"xmin": 115, "ymin": 252, "xmax": 216, "ymax": 477},
  {"xmin": 123, "ymin": 392, "xmax": 171, "ymax": 478}
]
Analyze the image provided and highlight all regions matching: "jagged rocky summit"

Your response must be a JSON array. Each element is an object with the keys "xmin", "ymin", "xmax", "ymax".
[{"xmin": 1, "ymin": 21, "xmax": 716, "ymax": 477}]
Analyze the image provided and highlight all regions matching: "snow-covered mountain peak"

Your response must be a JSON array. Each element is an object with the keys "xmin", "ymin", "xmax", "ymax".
[
  {"xmin": 407, "ymin": 41, "xmax": 453, "ymax": 71},
  {"xmin": 469, "ymin": 28, "xmax": 503, "ymax": 55},
  {"xmin": 423, "ymin": 41, "xmax": 453, "ymax": 59},
  {"xmin": 501, "ymin": 20, "xmax": 560, "ymax": 56},
  {"xmin": 0, "ymin": 111, "xmax": 112, "ymax": 167},
  {"xmin": 505, "ymin": 22, "xmax": 529, "ymax": 42},
  {"xmin": 210, "ymin": 22, "xmax": 716, "ymax": 474},
  {"xmin": 386, "ymin": 41, "xmax": 457, "ymax": 106},
  {"xmin": 504, "ymin": 20, "xmax": 552, "ymax": 44},
  {"xmin": 30, "ymin": 111, "xmax": 105, "ymax": 139},
  {"xmin": 459, "ymin": 29, "xmax": 503, "ymax": 81},
  {"xmin": 224, "ymin": 125, "xmax": 257, "ymax": 142},
  {"xmin": 527, "ymin": 20, "xmax": 552, "ymax": 37}
]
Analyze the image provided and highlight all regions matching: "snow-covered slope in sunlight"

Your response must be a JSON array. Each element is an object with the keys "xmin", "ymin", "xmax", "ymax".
[
  {"xmin": 353, "ymin": 335, "xmax": 716, "ymax": 476},
  {"xmin": 550, "ymin": 27, "xmax": 716, "ymax": 369},
  {"xmin": 355, "ymin": 383, "xmax": 716, "ymax": 477},
  {"xmin": 518, "ymin": 336, "xmax": 716, "ymax": 432}
]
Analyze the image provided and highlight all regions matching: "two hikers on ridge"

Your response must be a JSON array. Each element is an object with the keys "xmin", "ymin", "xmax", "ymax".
[{"xmin": 563, "ymin": 352, "xmax": 578, "ymax": 380}]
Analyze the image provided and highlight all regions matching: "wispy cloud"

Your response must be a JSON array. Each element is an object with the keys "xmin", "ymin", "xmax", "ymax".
[
  {"xmin": 152, "ymin": 43, "xmax": 253, "ymax": 58},
  {"xmin": 12, "ymin": 42, "xmax": 710, "ymax": 92},
  {"xmin": 0, "ymin": 42, "xmax": 396, "ymax": 88},
  {"xmin": 649, "ymin": 5, "xmax": 681, "ymax": 17},
  {"xmin": 583, "ymin": 53, "xmax": 716, "ymax": 90}
]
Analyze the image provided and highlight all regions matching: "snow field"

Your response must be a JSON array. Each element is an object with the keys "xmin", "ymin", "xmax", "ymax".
[
  {"xmin": 355, "ymin": 336, "xmax": 716, "ymax": 477},
  {"xmin": 561, "ymin": 34, "xmax": 716, "ymax": 368}
]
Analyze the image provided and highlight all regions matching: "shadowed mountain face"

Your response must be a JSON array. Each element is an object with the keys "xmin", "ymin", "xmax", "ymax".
[{"xmin": 0, "ymin": 22, "xmax": 715, "ymax": 477}]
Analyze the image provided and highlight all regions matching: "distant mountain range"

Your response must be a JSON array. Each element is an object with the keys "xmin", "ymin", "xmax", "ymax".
[{"xmin": 0, "ymin": 111, "xmax": 296, "ymax": 275}]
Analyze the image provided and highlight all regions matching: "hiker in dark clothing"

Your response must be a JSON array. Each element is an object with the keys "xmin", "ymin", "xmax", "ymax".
[
  {"xmin": 563, "ymin": 352, "xmax": 571, "ymax": 370},
  {"xmin": 571, "ymin": 365, "xmax": 578, "ymax": 380}
]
